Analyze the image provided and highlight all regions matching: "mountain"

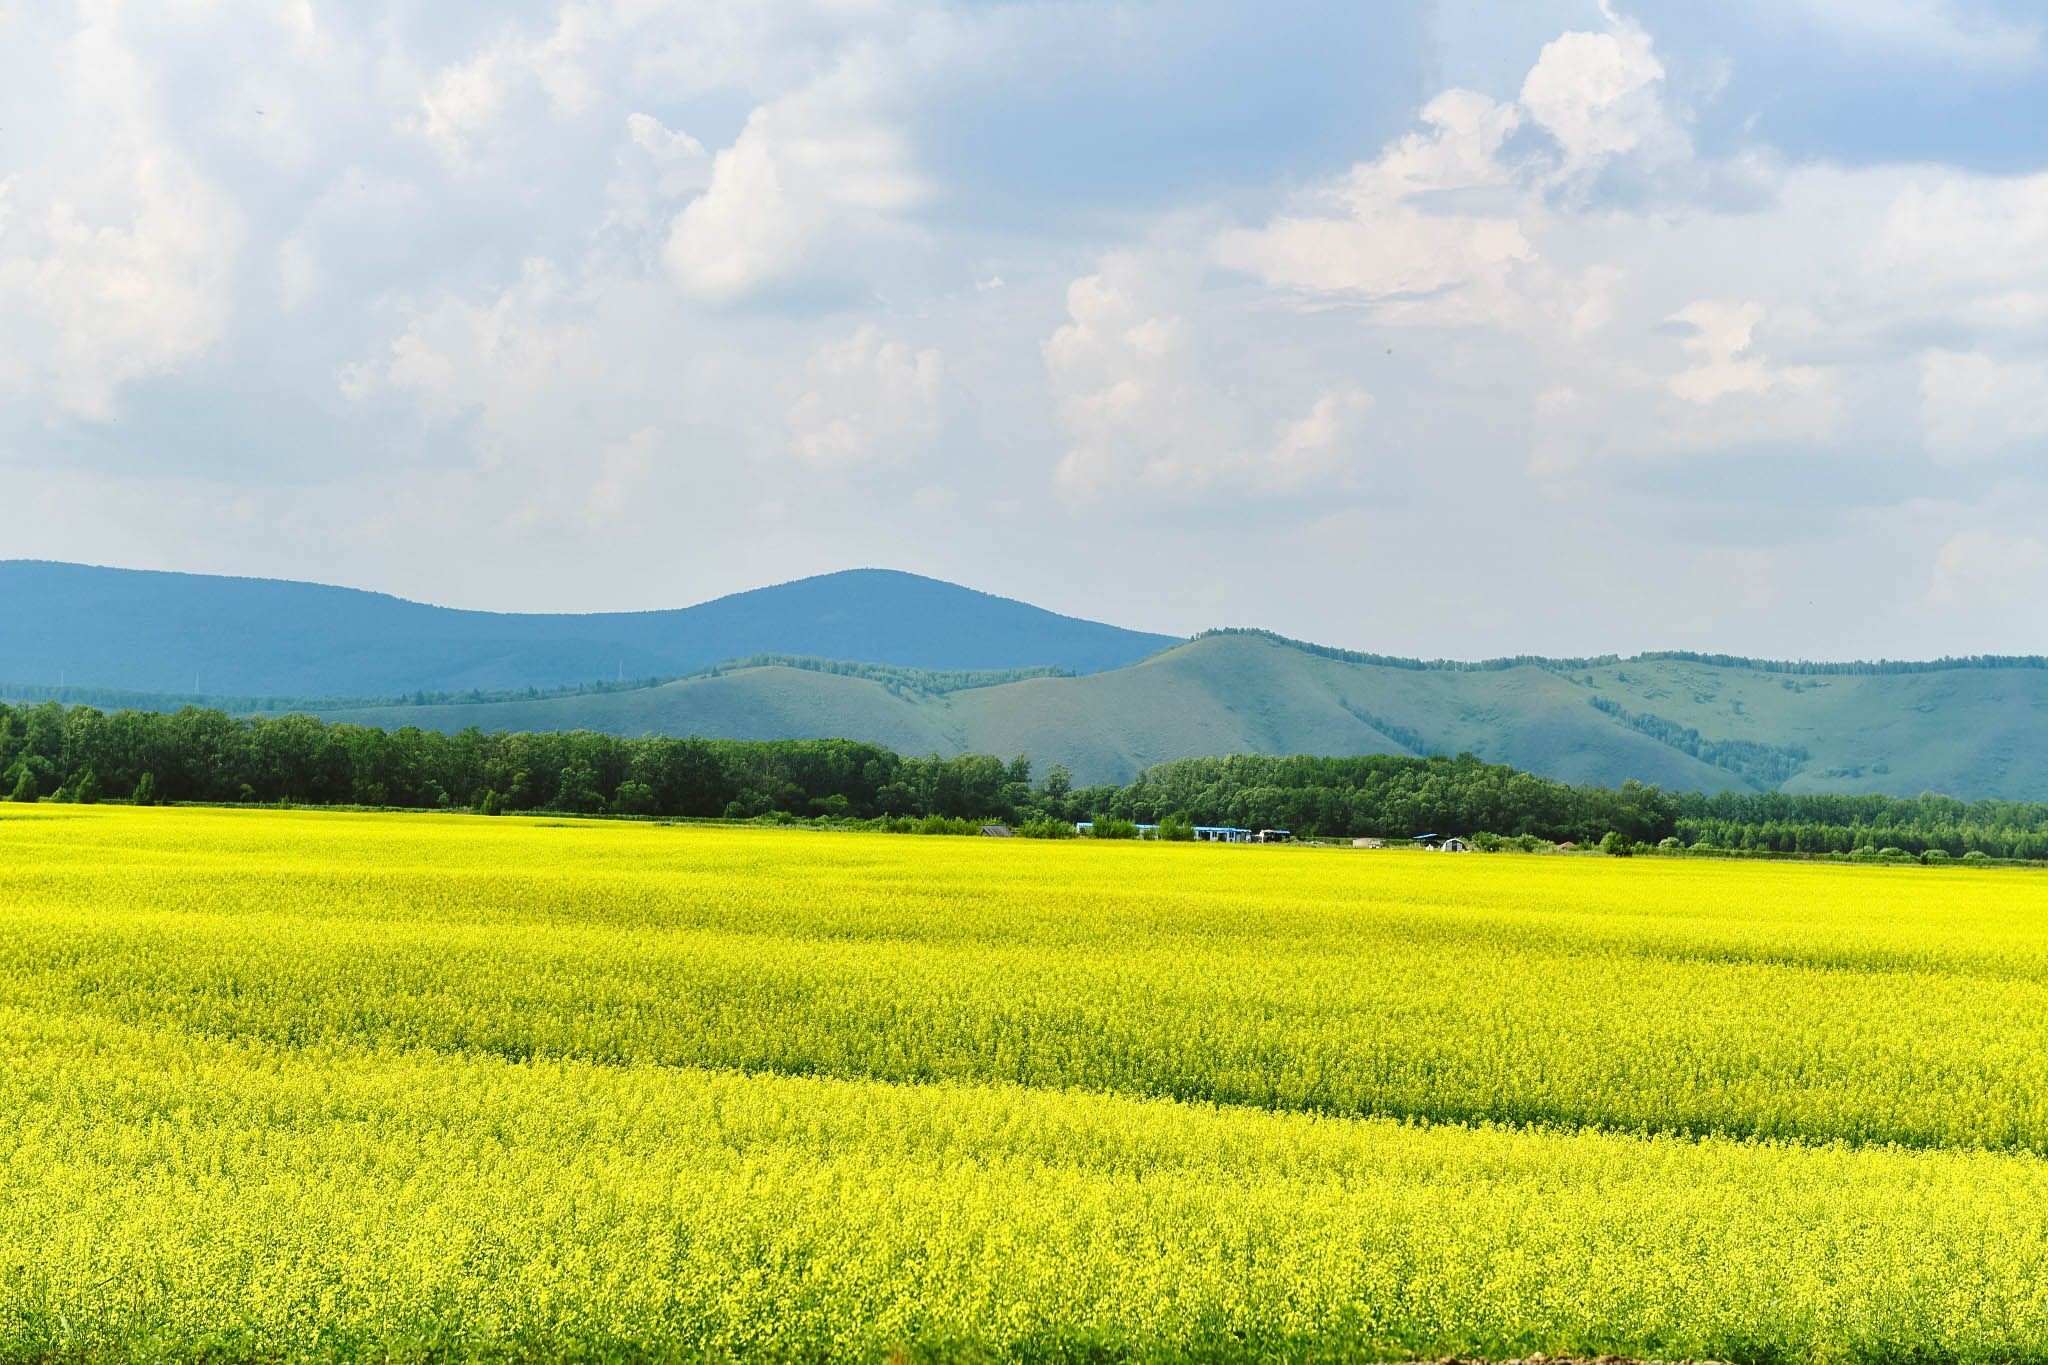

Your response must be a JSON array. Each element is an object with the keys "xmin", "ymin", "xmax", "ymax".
[
  {"xmin": 11, "ymin": 560, "xmax": 2048, "ymax": 799},
  {"xmin": 301, "ymin": 632, "xmax": 2048, "ymax": 798},
  {"xmin": 0, "ymin": 561, "xmax": 1178, "ymax": 695}
]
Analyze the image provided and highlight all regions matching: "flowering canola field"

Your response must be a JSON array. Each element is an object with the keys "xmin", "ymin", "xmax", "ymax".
[{"xmin": 6, "ymin": 805, "xmax": 2048, "ymax": 1362}]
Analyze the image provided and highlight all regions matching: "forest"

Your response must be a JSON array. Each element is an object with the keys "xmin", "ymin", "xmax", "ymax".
[
  {"xmin": 1671, "ymin": 789, "xmax": 2048, "ymax": 861},
  {"xmin": 12, "ymin": 698, "xmax": 2048, "ymax": 855},
  {"xmin": 0, "ymin": 700, "xmax": 1675, "ymax": 843}
]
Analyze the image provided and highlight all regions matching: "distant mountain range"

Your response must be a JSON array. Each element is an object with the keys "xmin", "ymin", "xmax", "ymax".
[
  {"xmin": 8, "ymin": 559, "xmax": 2048, "ymax": 798},
  {"xmin": 0, "ymin": 561, "xmax": 1176, "ymax": 694}
]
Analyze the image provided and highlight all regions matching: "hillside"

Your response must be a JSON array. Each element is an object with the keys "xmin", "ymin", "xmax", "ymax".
[
  {"xmin": 13, "ymin": 560, "xmax": 2048, "ymax": 798},
  {"xmin": 304, "ymin": 633, "xmax": 2048, "ymax": 798},
  {"xmin": 0, "ymin": 562, "xmax": 1177, "ymax": 695}
]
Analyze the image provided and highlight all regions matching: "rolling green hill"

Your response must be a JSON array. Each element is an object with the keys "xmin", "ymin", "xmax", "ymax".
[{"xmin": 304, "ymin": 633, "xmax": 2048, "ymax": 798}]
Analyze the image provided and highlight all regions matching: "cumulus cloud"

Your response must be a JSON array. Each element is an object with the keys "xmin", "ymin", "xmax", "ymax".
[
  {"xmin": 0, "ymin": 14, "xmax": 241, "ymax": 420},
  {"xmin": 1266, "ymin": 390, "xmax": 1376, "ymax": 486},
  {"xmin": 603, "ymin": 113, "xmax": 712, "ymax": 236},
  {"xmin": 1870, "ymin": 171, "xmax": 2048, "ymax": 330},
  {"xmin": 1518, "ymin": 5, "xmax": 1689, "ymax": 181},
  {"xmin": 1217, "ymin": 2, "xmax": 1688, "ymax": 322},
  {"xmin": 412, "ymin": 3, "xmax": 618, "ymax": 160},
  {"xmin": 786, "ymin": 327, "xmax": 943, "ymax": 467},
  {"xmin": 11, "ymin": 1, "xmax": 2048, "ymax": 656},
  {"xmin": 355, "ymin": 260, "xmax": 597, "ymax": 433},
  {"xmin": 1664, "ymin": 301, "xmax": 1824, "ymax": 404},
  {"xmin": 1044, "ymin": 254, "xmax": 1371, "ymax": 500},
  {"xmin": 1214, "ymin": 90, "xmax": 1531, "ymax": 317},
  {"xmin": 662, "ymin": 63, "xmax": 927, "ymax": 302}
]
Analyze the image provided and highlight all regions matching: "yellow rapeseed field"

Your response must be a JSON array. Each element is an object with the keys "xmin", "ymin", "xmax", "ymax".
[{"xmin": 5, "ymin": 803, "xmax": 2048, "ymax": 1361}]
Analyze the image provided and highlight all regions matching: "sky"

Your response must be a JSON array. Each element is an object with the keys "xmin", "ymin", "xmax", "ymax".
[{"xmin": 2, "ymin": 0, "xmax": 2046, "ymax": 660}]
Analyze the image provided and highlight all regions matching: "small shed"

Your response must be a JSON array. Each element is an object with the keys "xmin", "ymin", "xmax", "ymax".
[
  {"xmin": 980, "ymin": 824, "xmax": 1014, "ymax": 838},
  {"xmin": 1440, "ymin": 836, "xmax": 1471, "ymax": 853},
  {"xmin": 1353, "ymin": 837, "xmax": 1386, "ymax": 849}
]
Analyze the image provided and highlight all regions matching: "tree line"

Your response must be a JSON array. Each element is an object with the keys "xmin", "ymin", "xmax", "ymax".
[
  {"xmin": 1671, "ymin": 789, "xmax": 2048, "ymax": 860},
  {"xmin": 1076, "ymin": 752, "xmax": 1679, "ymax": 845},
  {"xmin": 0, "ymin": 701, "xmax": 1056, "ymax": 823},
  {"xmin": 1197, "ymin": 630, "xmax": 2048, "ymax": 679},
  {"xmin": 17, "ymin": 698, "xmax": 2048, "ymax": 855},
  {"xmin": 1, "ymin": 701, "xmax": 1681, "ymax": 841}
]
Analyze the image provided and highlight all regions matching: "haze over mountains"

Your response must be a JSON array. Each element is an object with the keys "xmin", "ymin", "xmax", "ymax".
[{"xmin": 8, "ymin": 560, "xmax": 2048, "ymax": 799}]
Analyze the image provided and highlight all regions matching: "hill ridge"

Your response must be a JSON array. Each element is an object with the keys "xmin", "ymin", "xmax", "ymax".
[
  {"xmin": 232, "ymin": 629, "xmax": 2048, "ymax": 800},
  {"xmin": 1197, "ymin": 627, "xmax": 2048, "ymax": 676},
  {"xmin": 0, "ymin": 560, "xmax": 1177, "ymax": 695},
  {"xmin": 11, "ymin": 563, "xmax": 2048, "ymax": 800}
]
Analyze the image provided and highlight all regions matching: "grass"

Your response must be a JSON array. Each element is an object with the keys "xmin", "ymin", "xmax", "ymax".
[
  {"xmin": 5, "ymin": 805, "xmax": 2048, "ymax": 1360},
  {"xmin": 306, "ymin": 632, "xmax": 2048, "ymax": 797}
]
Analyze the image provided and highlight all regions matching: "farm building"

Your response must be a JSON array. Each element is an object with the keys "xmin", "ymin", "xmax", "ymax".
[
  {"xmin": 1071, "ymin": 822, "xmax": 1255, "ymax": 842},
  {"xmin": 1353, "ymin": 837, "xmax": 1386, "ymax": 849},
  {"xmin": 1412, "ymin": 834, "xmax": 1472, "ymax": 852}
]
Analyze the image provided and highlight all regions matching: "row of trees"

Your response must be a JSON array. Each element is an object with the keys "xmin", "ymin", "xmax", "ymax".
[
  {"xmin": 1671, "ymin": 790, "xmax": 2048, "ymax": 860},
  {"xmin": 1197, "ymin": 631, "xmax": 2048, "ymax": 679},
  {"xmin": 1083, "ymin": 753, "xmax": 1680, "ymax": 845},
  {"xmin": 21, "ymin": 698, "xmax": 2048, "ymax": 854},
  {"xmin": 0, "ymin": 702, "xmax": 1679, "ymax": 840},
  {"xmin": 0, "ymin": 702, "xmax": 1073, "ymax": 823}
]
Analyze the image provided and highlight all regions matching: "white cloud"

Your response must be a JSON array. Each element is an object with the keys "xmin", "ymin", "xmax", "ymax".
[
  {"xmin": 662, "ymin": 67, "xmax": 926, "ymax": 302},
  {"xmin": 1920, "ymin": 350, "xmax": 2048, "ymax": 461},
  {"xmin": 415, "ymin": 45, "xmax": 514, "ymax": 159},
  {"xmin": 1214, "ymin": 90, "xmax": 1531, "ymax": 316},
  {"xmin": 412, "ymin": 3, "xmax": 620, "ymax": 159},
  {"xmin": 1519, "ymin": 6, "xmax": 1688, "ymax": 180},
  {"xmin": 1870, "ymin": 172, "xmax": 2048, "ymax": 330},
  {"xmin": 786, "ymin": 326, "xmax": 943, "ymax": 467},
  {"xmin": 1665, "ymin": 301, "xmax": 1823, "ymax": 404},
  {"xmin": 1044, "ymin": 254, "xmax": 1371, "ymax": 500},
  {"xmin": 1212, "ymin": 6, "xmax": 1690, "ymax": 326},
  {"xmin": 348, "ymin": 259, "xmax": 598, "ymax": 436},
  {"xmin": 12, "ymin": 1, "xmax": 2048, "ymax": 659},
  {"xmin": 600, "ymin": 112, "xmax": 713, "ymax": 240},
  {"xmin": 1266, "ymin": 390, "xmax": 1375, "ymax": 486},
  {"xmin": 0, "ymin": 14, "xmax": 242, "ymax": 420}
]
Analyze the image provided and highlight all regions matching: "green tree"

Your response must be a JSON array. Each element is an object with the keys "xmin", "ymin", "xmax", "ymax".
[
  {"xmin": 553, "ymin": 758, "xmax": 604, "ymax": 814},
  {"xmin": 612, "ymin": 781, "xmax": 658, "ymax": 817},
  {"xmin": 73, "ymin": 768, "xmax": 101, "ymax": 805},
  {"xmin": 8, "ymin": 767, "xmax": 35, "ymax": 803},
  {"xmin": 132, "ymin": 772, "xmax": 158, "ymax": 806}
]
